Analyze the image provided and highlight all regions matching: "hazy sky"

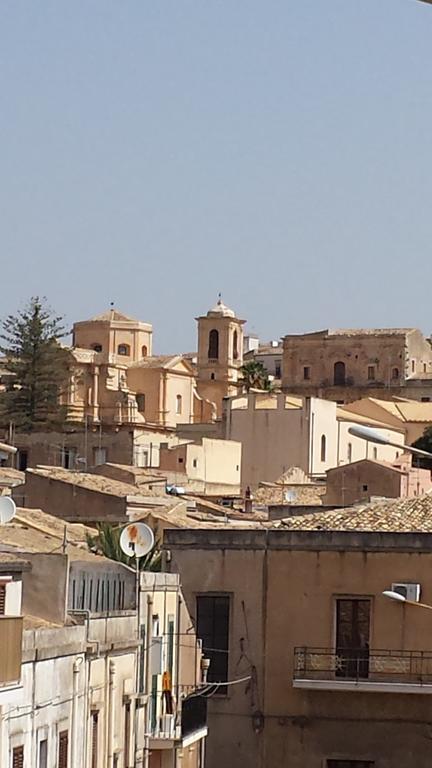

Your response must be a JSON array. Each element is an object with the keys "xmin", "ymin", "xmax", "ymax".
[{"xmin": 1, "ymin": 1, "xmax": 432, "ymax": 352}]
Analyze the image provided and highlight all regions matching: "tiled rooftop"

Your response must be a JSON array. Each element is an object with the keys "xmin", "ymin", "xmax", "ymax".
[{"xmin": 276, "ymin": 494, "xmax": 432, "ymax": 533}]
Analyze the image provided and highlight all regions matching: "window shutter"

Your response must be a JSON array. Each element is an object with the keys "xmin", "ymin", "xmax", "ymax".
[
  {"xmin": 0, "ymin": 583, "xmax": 6, "ymax": 616},
  {"xmin": 12, "ymin": 746, "xmax": 24, "ymax": 768},
  {"xmin": 91, "ymin": 712, "xmax": 98, "ymax": 768},
  {"xmin": 58, "ymin": 730, "xmax": 68, "ymax": 768}
]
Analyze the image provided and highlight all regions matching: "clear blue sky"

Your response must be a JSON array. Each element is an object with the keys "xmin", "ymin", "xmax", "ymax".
[{"xmin": 1, "ymin": 1, "xmax": 432, "ymax": 352}]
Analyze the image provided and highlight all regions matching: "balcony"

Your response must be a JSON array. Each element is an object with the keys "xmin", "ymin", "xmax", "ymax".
[
  {"xmin": 0, "ymin": 616, "xmax": 23, "ymax": 695},
  {"xmin": 293, "ymin": 647, "xmax": 432, "ymax": 694},
  {"xmin": 149, "ymin": 687, "xmax": 208, "ymax": 750}
]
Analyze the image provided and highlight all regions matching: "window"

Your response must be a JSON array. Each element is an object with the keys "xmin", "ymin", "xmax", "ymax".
[
  {"xmin": 141, "ymin": 345, "xmax": 148, "ymax": 357},
  {"xmin": 424, "ymin": 363, "xmax": 427, "ymax": 373},
  {"xmin": 335, "ymin": 598, "xmax": 370, "ymax": 680},
  {"xmin": 392, "ymin": 367, "xmax": 399, "ymax": 379},
  {"xmin": 176, "ymin": 395, "xmax": 182, "ymax": 415},
  {"xmin": 39, "ymin": 739, "xmax": 48, "ymax": 768},
  {"xmin": 18, "ymin": 450, "xmax": 28, "ymax": 472},
  {"xmin": 233, "ymin": 330, "xmax": 238, "ymax": 360},
  {"xmin": 193, "ymin": 459, "xmax": 198, "ymax": 468},
  {"xmin": 327, "ymin": 762, "xmax": 374, "ymax": 768},
  {"xmin": 12, "ymin": 746, "xmax": 24, "ymax": 768},
  {"xmin": 62, "ymin": 447, "xmax": 77, "ymax": 470},
  {"xmin": 421, "ymin": 397, "xmax": 431, "ymax": 402},
  {"xmin": 275, "ymin": 362, "xmax": 281, "ymax": 378},
  {"xmin": 303, "ymin": 366, "xmax": 310, "ymax": 380},
  {"xmin": 136, "ymin": 394, "xmax": 146, "ymax": 413},
  {"xmin": 320, "ymin": 434, "xmax": 327, "ymax": 462},
  {"xmin": 93, "ymin": 447, "xmax": 107, "ymax": 466},
  {"xmin": 362, "ymin": 484, "xmax": 368, "ymax": 492},
  {"xmin": 58, "ymin": 730, "xmax": 68, "ymax": 768},
  {"xmin": 412, "ymin": 360, "xmax": 415, "ymax": 373},
  {"xmin": 178, "ymin": 457, "xmax": 184, "ymax": 464},
  {"xmin": 91, "ymin": 343, "xmax": 102, "ymax": 352},
  {"xmin": 91, "ymin": 712, "xmax": 98, "ymax": 768},
  {"xmin": 196, "ymin": 595, "xmax": 230, "ymax": 685},
  {"xmin": 117, "ymin": 344, "xmax": 130, "ymax": 356},
  {"xmin": 167, "ymin": 616, "xmax": 175, "ymax": 675},
  {"xmin": 124, "ymin": 702, "xmax": 131, "ymax": 767},
  {"xmin": 373, "ymin": 447, "xmax": 378, "ymax": 460},
  {"xmin": 210, "ymin": 373, "xmax": 215, "ymax": 380},
  {"xmin": 0, "ymin": 583, "xmax": 6, "ymax": 615},
  {"xmin": 334, "ymin": 361, "xmax": 346, "ymax": 386},
  {"xmin": 208, "ymin": 329, "xmax": 219, "ymax": 360},
  {"xmin": 367, "ymin": 366, "xmax": 375, "ymax": 380},
  {"xmin": 347, "ymin": 443, "xmax": 352, "ymax": 463}
]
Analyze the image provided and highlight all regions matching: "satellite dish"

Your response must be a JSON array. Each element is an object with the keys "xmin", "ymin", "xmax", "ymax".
[
  {"xmin": 120, "ymin": 523, "xmax": 154, "ymax": 559},
  {"xmin": 0, "ymin": 497, "xmax": 16, "ymax": 525}
]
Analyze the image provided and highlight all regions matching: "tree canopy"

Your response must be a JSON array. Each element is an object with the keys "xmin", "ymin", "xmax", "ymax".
[
  {"xmin": 412, "ymin": 426, "xmax": 432, "ymax": 469},
  {"xmin": 0, "ymin": 296, "xmax": 70, "ymax": 432},
  {"xmin": 240, "ymin": 360, "xmax": 272, "ymax": 392},
  {"xmin": 86, "ymin": 523, "xmax": 162, "ymax": 571}
]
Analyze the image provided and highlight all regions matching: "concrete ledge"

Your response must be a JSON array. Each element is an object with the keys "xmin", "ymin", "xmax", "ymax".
[{"xmin": 293, "ymin": 678, "xmax": 432, "ymax": 694}]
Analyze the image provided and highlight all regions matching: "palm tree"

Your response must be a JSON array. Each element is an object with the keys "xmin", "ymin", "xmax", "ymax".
[
  {"xmin": 86, "ymin": 523, "xmax": 161, "ymax": 571},
  {"xmin": 240, "ymin": 361, "xmax": 272, "ymax": 392}
]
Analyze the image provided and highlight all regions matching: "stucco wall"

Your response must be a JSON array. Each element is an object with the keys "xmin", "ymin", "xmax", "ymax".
[
  {"xmin": 166, "ymin": 529, "xmax": 432, "ymax": 768},
  {"xmin": 18, "ymin": 471, "xmax": 126, "ymax": 524}
]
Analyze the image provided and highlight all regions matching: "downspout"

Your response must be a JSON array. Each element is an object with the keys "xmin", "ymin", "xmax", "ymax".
[
  {"xmin": 108, "ymin": 660, "xmax": 116, "ymax": 765},
  {"xmin": 71, "ymin": 657, "xmax": 83, "ymax": 768},
  {"xmin": 143, "ymin": 594, "xmax": 154, "ymax": 768}
]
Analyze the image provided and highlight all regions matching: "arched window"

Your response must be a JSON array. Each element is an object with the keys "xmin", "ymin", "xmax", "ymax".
[
  {"xmin": 141, "ymin": 345, "xmax": 148, "ymax": 357},
  {"xmin": 347, "ymin": 442, "xmax": 352, "ymax": 463},
  {"xmin": 117, "ymin": 344, "xmax": 130, "ymax": 356},
  {"xmin": 92, "ymin": 343, "xmax": 102, "ymax": 352},
  {"xmin": 136, "ymin": 394, "xmax": 145, "ymax": 413},
  {"xmin": 320, "ymin": 434, "xmax": 327, "ymax": 462},
  {"xmin": 373, "ymin": 447, "xmax": 378, "ymax": 460},
  {"xmin": 333, "ymin": 361, "xmax": 346, "ymax": 386},
  {"xmin": 392, "ymin": 367, "xmax": 399, "ymax": 379},
  {"xmin": 208, "ymin": 329, "xmax": 219, "ymax": 360},
  {"xmin": 210, "ymin": 373, "xmax": 215, "ymax": 380},
  {"xmin": 176, "ymin": 395, "xmax": 182, "ymax": 415},
  {"xmin": 233, "ymin": 330, "xmax": 238, "ymax": 360}
]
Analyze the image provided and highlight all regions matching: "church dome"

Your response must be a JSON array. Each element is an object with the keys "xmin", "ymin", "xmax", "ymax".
[{"xmin": 207, "ymin": 297, "xmax": 236, "ymax": 318}]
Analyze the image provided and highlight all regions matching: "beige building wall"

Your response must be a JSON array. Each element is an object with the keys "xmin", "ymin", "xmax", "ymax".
[
  {"xmin": 223, "ymin": 393, "xmax": 404, "ymax": 489},
  {"xmin": 167, "ymin": 528, "xmax": 432, "ymax": 768},
  {"xmin": 282, "ymin": 328, "xmax": 432, "ymax": 404},
  {"xmin": 73, "ymin": 309, "xmax": 153, "ymax": 361},
  {"xmin": 159, "ymin": 438, "xmax": 242, "ymax": 493}
]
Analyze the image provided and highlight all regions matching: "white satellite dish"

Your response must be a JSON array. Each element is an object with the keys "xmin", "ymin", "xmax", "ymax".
[
  {"xmin": 119, "ymin": 523, "xmax": 154, "ymax": 559},
  {"xmin": 0, "ymin": 497, "xmax": 17, "ymax": 525}
]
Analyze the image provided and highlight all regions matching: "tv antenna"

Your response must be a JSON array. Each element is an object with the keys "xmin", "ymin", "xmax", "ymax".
[{"xmin": 0, "ymin": 497, "xmax": 17, "ymax": 525}]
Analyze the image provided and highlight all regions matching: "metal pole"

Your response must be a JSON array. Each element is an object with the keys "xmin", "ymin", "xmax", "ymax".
[{"xmin": 143, "ymin": 593, "xmax": 153, "ymax": 768}]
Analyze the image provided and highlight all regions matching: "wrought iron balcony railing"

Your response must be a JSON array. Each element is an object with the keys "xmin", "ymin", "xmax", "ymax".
[{"xmin": 294, "ymin": 647, "xmax": 432, "ymax": 686}]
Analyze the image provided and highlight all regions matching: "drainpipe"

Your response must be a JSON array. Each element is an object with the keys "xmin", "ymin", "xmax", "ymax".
[
  {"xmin": 71, "ymin": 657, "xmax": 83, "ymax": 768},
  {"xmin": 143, "ymin": 593, "xmax": 153, "ymax": 768},
  {"xmin": 108, "ymin": 660, "xmax": 116, "ymax": 765},
  {"xmin": 199, "ymin": 658, "xmax": 210, "ymax": 768}
]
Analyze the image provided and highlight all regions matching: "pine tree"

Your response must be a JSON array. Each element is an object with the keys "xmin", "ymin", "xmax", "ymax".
[{"xmin": 0, "ymin": 296, "xmax": 70, "ymax": 432}]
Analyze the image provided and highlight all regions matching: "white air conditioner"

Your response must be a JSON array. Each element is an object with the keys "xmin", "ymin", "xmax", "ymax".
[{"xmin": 391, "ymin": 582, "xmax": 421, "ymax": 602}]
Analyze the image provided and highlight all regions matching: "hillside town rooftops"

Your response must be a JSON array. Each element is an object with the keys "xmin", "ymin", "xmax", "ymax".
[{"xmin": 26, "ymin": 467, "xmax": 160, "ymax": 498}]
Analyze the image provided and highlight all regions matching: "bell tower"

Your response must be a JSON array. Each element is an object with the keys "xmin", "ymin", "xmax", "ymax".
[{"xmin": 196, "ymin": 297, "xmax": 245, "ymax": 415}]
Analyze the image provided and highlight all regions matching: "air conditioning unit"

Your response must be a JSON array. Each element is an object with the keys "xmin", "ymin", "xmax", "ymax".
[{"xmin": 391, "ymin": 582, "xmax": 421, "ymax": 602}]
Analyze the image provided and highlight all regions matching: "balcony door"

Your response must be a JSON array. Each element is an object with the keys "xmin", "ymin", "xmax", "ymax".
[{"xmin": 335, "ymin": 598, "xmax": 370, "ymax": 679}]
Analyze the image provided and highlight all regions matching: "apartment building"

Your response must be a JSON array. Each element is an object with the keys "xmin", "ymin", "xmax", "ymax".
[
  {"xmin": 165, "ymin": 496, "xmax": 432, "ymax": 768},
  {"xmin": 0, "ymin": 509, "xmax": 207, "ymax": 768}
]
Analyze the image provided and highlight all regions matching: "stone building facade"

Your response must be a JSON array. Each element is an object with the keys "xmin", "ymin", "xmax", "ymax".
[{"xmin": 282, "ymin": 328, "xmax": 432, "ymax": 403}]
